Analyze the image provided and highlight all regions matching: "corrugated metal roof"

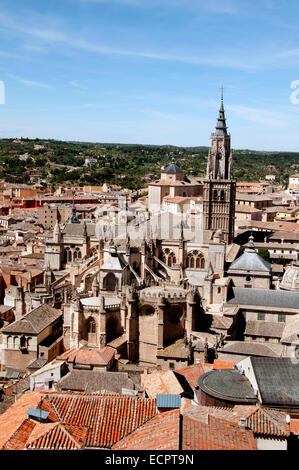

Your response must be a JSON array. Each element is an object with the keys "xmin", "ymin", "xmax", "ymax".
[{"xmin": 156, "ymin": 394, "xmax": 181, "ymax": 408}]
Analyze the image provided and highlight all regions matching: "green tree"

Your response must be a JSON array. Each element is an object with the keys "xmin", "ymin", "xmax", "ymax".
[{"xmin": 258, "ymin": 248, "xmax": 270, "ymax": 263}]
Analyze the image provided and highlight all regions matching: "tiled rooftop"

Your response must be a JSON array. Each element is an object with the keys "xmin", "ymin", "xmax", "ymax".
[
  {"xmin": 141, "ymin": 369, "xmax": 193, "ymax": 398},
  {"xmin": 57, "ymin": 370, "xmax": 136, "ymax": 394},
  {"xmin": 182, "ymin": 415, "xmax": 256, "ymax": 450},
  {"xmin": 2, "ymin": 304, "xmax": 62, "ymax": 335},
  {"xmin": 0, "ymin": 391, "xmax": 157, "ymax": 450},
  {"xmin": 175, "ymin": 363, "xmax": 213, "ymax": 389},
  {"xmin": 212, "ymin": 360, "xmax": 237, "ymax": 370},
  {"xmin": 113, "ymin": 408, "xmax": 258, "ymax": 450},
  {"xmin": 0, "ymin": 390, "xmax": 290, "ymax": 450},
  {"xmin": 0, "ymin": 391, "xmax": 42, "ymax": 449},
  {"xmin": 183, "ymin": 404, "xmax": 290, "ymax": 438},
  {"xmin": 112, "ymin": 409, "xmax": 180, "ymax": 450},
  {"xmin": 250, "ymin": 357, "xmax": 299, "ymax": 407},
  {"xmin": 26, "ymin": 423, "xmax": 89, "ymax": 450},
  {"xmin": 57, "ymin": 344, "xmax": 115, "ymax": 366}
]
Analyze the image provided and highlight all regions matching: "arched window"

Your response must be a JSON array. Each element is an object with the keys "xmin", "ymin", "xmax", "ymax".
[
  {"xmin": 220, "ymin": 190, "xmax": 225, "ymax": 201},
  {"xmin": 103, "ymin": 272, "xmax": 118, "ymax": 291},
  {"xmin": 187, "ymin": 253, "xmax": 195, "ymax": 269},
  {"xmin": 88, "ymin": 320, "xmax": 96, "ymax": 333},
  {"xmin": 87, "ymin": 318, "xmax": 97, "ymax": 346},
  {"xmin": 7, "ymin": 336, "xmax": 13, "ymax": 349},
  {"xmin": 162, "ymin": 249, "xmax": 176, "ymax": 268},
  {"xmin": 187, "ymin": 251, "xmax": 205, "ymax": 270},
  {"xmin": 213, "ymin": 190, "xmax": 218, "ymax": 200},
  {"xmin": 73, "ymin": 248, "xmax": 82, "ymax": 261},
  {"xmin": 20, "ymin": 336, "xmax": 26, "ymax": 348},
  {"xmin": 106, "ymin": 316, "xmax": 118, "ymax": 343},
  {"xmin": 66, "ymin": 248, "xmax": 72, "ymax": 263}
]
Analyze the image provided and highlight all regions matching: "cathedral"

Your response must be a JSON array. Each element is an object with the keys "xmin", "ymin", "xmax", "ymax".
[
  {"xmin": 3, "ymin": 95, "xmax": 299, "ymax": 377},
  {"xmin": 42, "ymin": 95, "xmax": 237, "ymax": 368},
  {"xmin": 4, "ymin": 94, "xmax": 299, "ymax": 374}
]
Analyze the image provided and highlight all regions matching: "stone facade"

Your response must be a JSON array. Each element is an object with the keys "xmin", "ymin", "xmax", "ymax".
[{"xmin": 202, "ymin": 96, "xmax": 236, "ymax": 244}]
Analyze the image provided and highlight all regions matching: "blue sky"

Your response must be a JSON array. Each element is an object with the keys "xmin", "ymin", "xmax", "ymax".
[{"xmin": 0, "ymin": 0, "xmax": 299, "ymax": 150}]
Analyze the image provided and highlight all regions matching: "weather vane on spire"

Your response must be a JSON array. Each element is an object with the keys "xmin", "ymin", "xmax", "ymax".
[{"xmin": 220, "ymin": 85, "xmax": 224, "ymax": 102}]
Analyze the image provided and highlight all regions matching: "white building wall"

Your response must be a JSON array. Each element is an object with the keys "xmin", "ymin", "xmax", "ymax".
[
  {"xmin": 30, "ymin": 363, "xmax": 64, "ymax": 391},
  {"xmin": 236, "ymin": 357, "xmax": 260, "ymax": 400},
  {"xmin": 256, "ymin": 437, "xmax": 287, "ymax": 450}
]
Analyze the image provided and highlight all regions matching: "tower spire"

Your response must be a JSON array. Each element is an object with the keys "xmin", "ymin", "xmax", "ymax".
[
  {"xmin": 203, "ymin": 91, "xmax": 236, "ymax": 244},
  {"xmin": 215, "ymin": 87, "xmax": 227, "ymax": 136}
]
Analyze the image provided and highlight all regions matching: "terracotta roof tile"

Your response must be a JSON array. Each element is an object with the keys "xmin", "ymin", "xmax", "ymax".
[
  {"xmin": 3, "ymin": 419, "xmax": 36, "ymax": 450},
  {"xmin": 175, "ymin": 364, "xmax": 213, "ymax": 389},
  {"xmin": 41, "ymin": 392, "xmax": 156, "ymax": 448},
  {"xmin": 0, "ymin": 391, "xmax": 157, "ymax": 450},
  {"xmin": 0, "ymin": 391, "xmax": 42, "ymax": 449},
  {"xmin": 212, "ymin": 360, "xmax": 237, "ymax": 370},
  {"xmin": 57, "ymin": 345, "xmax": 115, "ymax": 366},
  {"xmin": 26, "ymin": 423, "xmax": 89, "ymax": 450},
  {"xmin": 183, "ymin": 405, "xmax": 290, "ymax": 438},
  {"xmin": 244, "ymin": 407, "xmax": 290, "ymax": 437},
  {"xmin": 114, "ymin": 408, "xmax": 260, "ymax": 451},
  {"xmin": 112, "ymin": 409, "xmax": 180, "ymax": 450},
  {"xmin": 141, "ymin": 370, "xmax": 187, "ymax": 397},
  {"xmin": 182, "ymin": 415, "xmax": 256, "ymax": 450}
]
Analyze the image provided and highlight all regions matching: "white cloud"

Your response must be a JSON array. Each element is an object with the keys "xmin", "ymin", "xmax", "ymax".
[
  {"xmin": 8, "ymin": 74, "xmax": 53, "ymax": 89},
  {"xmin": 228, "ymin": 104, "xmax": 290, "ymax": 127},
  {"xmin": 0, "ymin": 6, "xmax": 268, "ymax": 71}
]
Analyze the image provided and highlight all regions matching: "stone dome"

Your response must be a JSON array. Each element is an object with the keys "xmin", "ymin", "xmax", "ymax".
[
  {"xmin": 161, "ymin": 157, "xmax": 185, "ymax": 174},
  {"xmin": 229, "ymin": 236, "xmax": 271, "ymax": 273}
]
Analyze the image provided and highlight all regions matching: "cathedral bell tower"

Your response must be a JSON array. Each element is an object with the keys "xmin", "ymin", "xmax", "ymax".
[{"xmin": 203, "ymin": 92, "xmax": 236, "ymax": 244}]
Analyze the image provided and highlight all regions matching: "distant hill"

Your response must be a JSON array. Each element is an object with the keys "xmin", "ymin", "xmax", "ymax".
[{"xmin": 0, "ymin": 138, "xmax": 298, "ymax": 190}]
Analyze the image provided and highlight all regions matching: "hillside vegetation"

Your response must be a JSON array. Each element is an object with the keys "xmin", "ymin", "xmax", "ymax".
[{"xmin": 0, "ymin": 138, "xmax": 298, "ymax": 190}]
